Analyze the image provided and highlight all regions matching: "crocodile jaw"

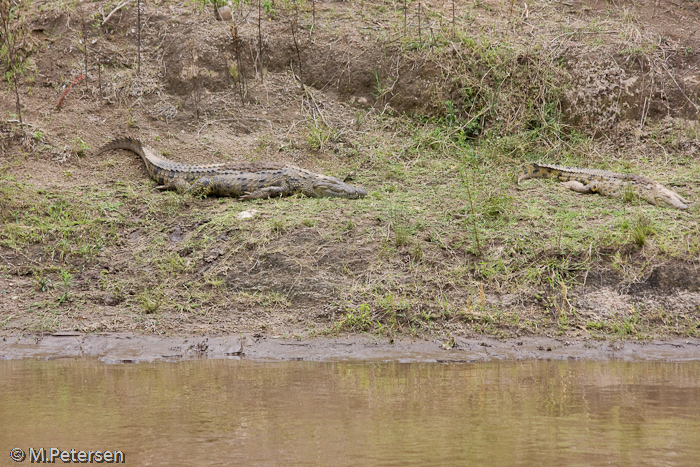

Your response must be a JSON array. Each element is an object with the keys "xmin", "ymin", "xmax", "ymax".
[
  {"xmin": 311, "ymin": 177, "xmax": 367, "ymax": 199},
  {"xmin": 654, "ymin": 186, "xmax": 689, "ymax": 210}
]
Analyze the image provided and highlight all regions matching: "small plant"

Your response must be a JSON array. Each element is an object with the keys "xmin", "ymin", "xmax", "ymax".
[
  {"xmin": 71, "ymin": 137, "xmax": 90, "ymax": 157},
  {"xmin": 459, "ymin": 165, "xmax": 482, "ymax": 255},
  {"xmin": 621, "ymin": 181, "xmax": 638, "ymax": 204},
  {"xmin": 410, "ymin": 243, "xmax": 423, "ymax": 261},
  {"xmin": 157, "ymin": 252, "xmax": 188, "ymax": 274},
  {"xmin": 306, "ymin": 120, "xmax": 332, "ymax": 150},
  {"xmin": 341, "ymin": 220, "xmax": 355, "ymax": 232},
  {"xmin": 33, "ymin": 273, "xmax": 52, "ymax": 292},
  {"xmin": 442, "ymin": 335, "xmax": 455, "ymax": 349},
  {"xmin": 0, "ymin": 0, "xmax": 31, "ymax": 123},
  {"xmin": 213, "ymin": 0, "xmax": 229, "ymax": 7},
  {"xmin": 630, "ymin": 213, "xmax": 654, "ymax": 247},
  {"xmin": 390, "ymin": 207, "xmax": 413, "ymax": 247},
  {"xmin": 125, "ymin": 112, "xmax": 136, "ymax": 127},
  {"xmin": 353, "ymin": 110, "xmax": 365, "ymax": 130},
  {"xmin": 270, "ymin": 218, "xmax": 286, "ymax": 234},
  {"xmin": 262, "ymin": 0, "xmax": 275, "ymax": 16},
  {"xmin": 229, "ymin": 64, "xmax": 239, "ymax": 80},
  {"xmin": 394, "ymin": 222, "xmax": 411, "ymax": 247},
  {"xmin": 56, "ymin": 269, "xmax": 72, "ymax": 303},
  {"xmin": 372, "ymin": 71, "xmax": 392, "ymax": 102},
  {"xmin": 340, "ymin": 304, "xmax": 373, "ymax": 331},
  {"xmin": 139, "ymin": 289, "xmax": 162, "ymax": 314},
  {"xmin": 483, "ymin": 193, "xmax": 512, "ymax": 218}
]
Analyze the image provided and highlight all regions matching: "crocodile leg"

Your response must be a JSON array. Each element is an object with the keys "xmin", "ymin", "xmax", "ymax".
[
  {"xmin": 156, "ymin": 177, "xmax": 218, "ymax": 197},
  {"xmin": 669, "ymin": 191, "xmax": 691, "ymax": 205},
  {"xmin": 560, "ymin": 180, "xmax": 595, "ymax": 194},
  {"xmin": 156, "ymin": 178, "xmax": 195, "ymax": 193},
  {"xmin": 239, "ymin": 186, "xmax": 289, "ymax": 200},
  {"xmin": 562, "ymin": 179, "xmax": 623, "ymax": 197},
  {"xmin": 158, "ymin": 177, "xmax": 289, "ymax": 199}
]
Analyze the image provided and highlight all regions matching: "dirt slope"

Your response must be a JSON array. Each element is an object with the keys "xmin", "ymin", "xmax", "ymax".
[{"xmin": 1, "ymin": 0, "xmax": 699, "ymax": 341}]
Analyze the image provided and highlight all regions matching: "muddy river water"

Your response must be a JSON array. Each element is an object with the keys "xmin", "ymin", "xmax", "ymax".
[{"xmin": 1, "ymin": 359, "xmax": 699, "ymax": 466}]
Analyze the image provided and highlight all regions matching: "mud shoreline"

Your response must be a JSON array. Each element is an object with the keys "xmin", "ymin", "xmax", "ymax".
[{"xmin": 0, "ymin": 333, "xmax": 698, "ymax": 364}]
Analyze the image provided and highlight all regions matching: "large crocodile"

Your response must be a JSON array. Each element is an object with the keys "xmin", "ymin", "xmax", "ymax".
[
  {"xmin": 518, "ymin": 163, "xmax": 690, "ymax": 210},
  {"xmin": 97, "ymin": 137, "xmax": 367, "ymax": 200}
]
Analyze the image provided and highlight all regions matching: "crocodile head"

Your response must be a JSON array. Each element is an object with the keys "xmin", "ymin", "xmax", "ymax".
[
  {"xmin": 309, "ymin": 176, "xmax": 367, "ymax": 199},
  {"xmin": 653, "ymin": 185, "xmax": 690, "ymax": 210}
]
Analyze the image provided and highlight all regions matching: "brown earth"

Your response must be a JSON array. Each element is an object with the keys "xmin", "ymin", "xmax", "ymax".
[{"xmin": 1, "ymin": 0, "xmax": 699, "ymax": 344}]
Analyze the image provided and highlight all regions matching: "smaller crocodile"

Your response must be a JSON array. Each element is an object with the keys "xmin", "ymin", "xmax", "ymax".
[
  {"xmin": 517, "ymin": 163, "xmax": 690, "ymax": 210},
  {"xmin": 97, "ymin": 137, "xmax": 367, "ymax": 200}
]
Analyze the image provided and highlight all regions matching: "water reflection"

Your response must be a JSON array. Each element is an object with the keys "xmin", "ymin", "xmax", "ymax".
[{"xmin": 1, "ymin": 360, "xmax": 699, "ymax": 466}]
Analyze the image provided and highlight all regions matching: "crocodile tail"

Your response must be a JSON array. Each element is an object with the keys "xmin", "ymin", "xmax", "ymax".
[
  {"xmin": 517, "ymin": 163, "xmax": 539, "ymax": 184},
  {"xmin": 96, "ymin": 136, "xmax": 146, "ymax": 159}
]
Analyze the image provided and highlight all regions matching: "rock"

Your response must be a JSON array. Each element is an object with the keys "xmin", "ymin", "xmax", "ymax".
[
  {"xmin": 237, "ymin": 209, "xmax": 258, "ymax": 220},
  {"xmin": 170, "ymin": 225, "xmax": 183, "ymax": 242},
  {"xmin": 103, "ymin": 293, "xmax": 120, "ymax": 306},
  {"xmin": 217, "ymin": 6, "xmax": 232, "ymax": 21}
]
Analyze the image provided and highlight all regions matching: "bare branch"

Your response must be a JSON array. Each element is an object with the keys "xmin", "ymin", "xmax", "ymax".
[{"xmin": 102, "ymin": 0, "xmax": 131, "ymax": 26}]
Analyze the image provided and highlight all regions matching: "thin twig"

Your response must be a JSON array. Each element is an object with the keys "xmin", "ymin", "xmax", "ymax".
[
  {"xmin": 98, "ymin": 56, "xmax": 102, "ymax": 97},
  {"xmin": 418, "ymin": 2, "xmax": 421, "ymax": 43},
  {"xmin": 81, "ymin": 4, "xmax": 88, "ymax": 93},
  {"xmin": 6, "ymin": 119, "xmax": 34, "ymax": 126},
  {"xmin": 0, "ymin": 254, "xmax": 19, "ymax": 273},
  {"xmin": 56, "ymin": 75, "xmax": 86, "ymax": 110},
  {"xmin": 290, "ymin": 2, "xmax": 303, "ymax": 89},
  {"xmin": 102, "ymin": 0, "xmax": 131, "ymax": 25},
  {"xmin": 463, "ymin": 170, "xmax": 481, "ymax": 255},
  {"xmin": 403, "ymin": 0, "xmax": 407, "ymax": 36},
  {"xmin": 660, "ymin": 61, "xmax": 700, "ymax": 112},
  {"xmin": 197, "ymin": 118, "xmax": 239, "ymax": 138},
  {"xmin": 257, "ymin": 0, "xmax": 262, "ymax": 73},
  {"xmin": 137, "ymin": 0, "xmax": 141, "ymax": 75}
]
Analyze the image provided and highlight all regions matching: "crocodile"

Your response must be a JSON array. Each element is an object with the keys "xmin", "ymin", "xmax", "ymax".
[
  {"xmin": 517, "ymin": 163, "xmax": 690, "ymax": 210},
  {"xmin": 97, "ymin": 137, "xmax": 367, "ymax": 200}
]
